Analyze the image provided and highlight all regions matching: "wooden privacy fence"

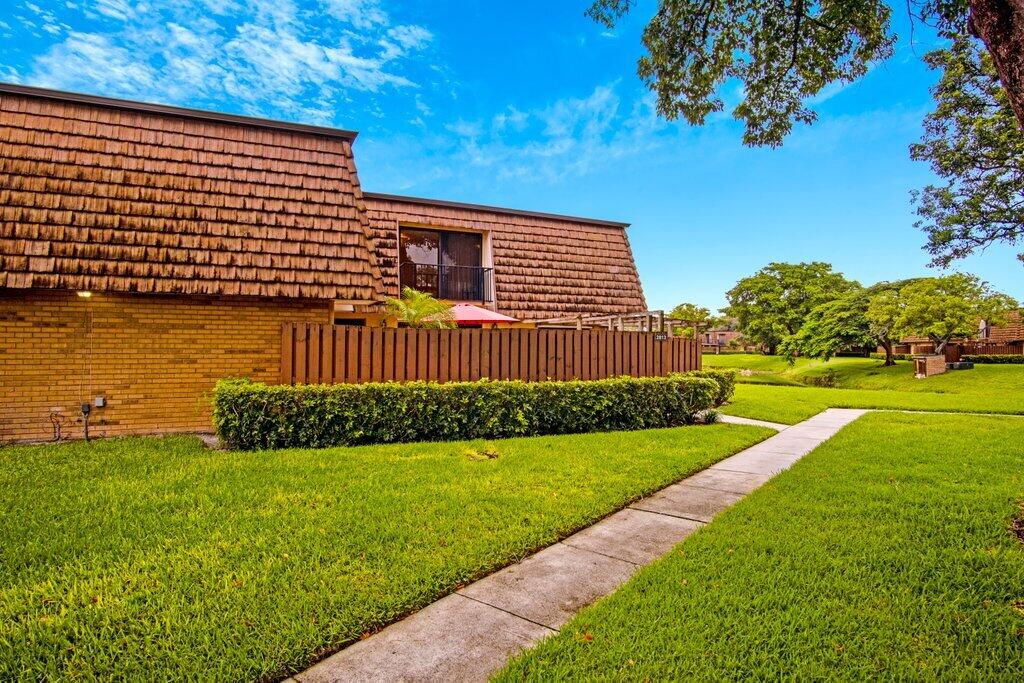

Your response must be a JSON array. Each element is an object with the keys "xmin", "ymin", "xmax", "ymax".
[
  {"xmin": 281, "ymin": 324, "xmax": 701, "ymax": 385},
  {"xmin": 957, "ymin": 342, "xmax": 1023, "ymax": 356}
]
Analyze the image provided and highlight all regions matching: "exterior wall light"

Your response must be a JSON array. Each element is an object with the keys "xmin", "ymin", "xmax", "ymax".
[{"xmin": 77, "ymin": 291, "xmax": 92, "ymax": 298}]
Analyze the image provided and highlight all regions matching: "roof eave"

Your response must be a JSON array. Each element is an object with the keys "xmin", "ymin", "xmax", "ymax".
[
  {"xmin": 364, "ymin": 191, "xmax": 631, "ymax": 229},
  {"xmin": 0, "ymin": 82, "xmax": 359, "ymax": 141}
]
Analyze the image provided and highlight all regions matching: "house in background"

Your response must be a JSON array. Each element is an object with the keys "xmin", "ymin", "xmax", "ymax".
[
  {"xmin": 0, "ymin": 83, "xmax": 646, "ymax": 442},
  {"xmin": 980, "ymin": 310, "xmax": 1024, "ymax": 346}
]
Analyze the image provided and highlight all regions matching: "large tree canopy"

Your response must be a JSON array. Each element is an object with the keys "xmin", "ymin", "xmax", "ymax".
[
  {"xmin": 587, "ymin": 1, "xmax": 1024, "ymax": 144},
  {"xmin": 724, "ymin": 262, "xmax": 858, "ymax": 354},
  {"xmin": 911, "ymin": 35, "xmax": 1024, "ymax": 267},
  {"xmin": 891, "ymin": 273, "xmax": 1017, "ymax": 351},
  {"xmin": 780, "ymin": 281, "xmax": 910, "ymax": 365}
]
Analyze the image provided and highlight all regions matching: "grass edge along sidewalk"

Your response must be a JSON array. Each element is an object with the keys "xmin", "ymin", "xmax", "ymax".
[
  {"xmin": 722, "ymin": 383, "xmax": 1024, "ymax": 424},
  {"xmin": 0, "ymin": 424, "xmax": 769, "ymax": 681},
  {"xmin": 294, "ymin": 410, "xmax": 863, "ymax": 682},
  {"xmin": 497, "ymin": 411, "xmax": 1024, "ymax": 681}
]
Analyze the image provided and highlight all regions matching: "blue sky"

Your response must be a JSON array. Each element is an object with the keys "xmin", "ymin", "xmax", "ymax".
[{"xmin": 2, "ymin": 0, "xmax": 1021, "ymax": 311}]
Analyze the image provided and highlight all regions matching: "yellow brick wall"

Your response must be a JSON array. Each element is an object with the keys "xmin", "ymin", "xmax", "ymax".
[{"xmin": 1, "ymin": 289, "xmax": 330, "ymax": 443}]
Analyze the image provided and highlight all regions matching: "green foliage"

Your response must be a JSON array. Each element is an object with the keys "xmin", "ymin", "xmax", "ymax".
[
  {"xmin": 213, "ymin": 374, "xmax": 732, "ymax": 451},
  {"xmin": 667, "ymin": 302, "xmax": 718, "ymax": 336},
  {"xmin": 584, "ymin": 2, "xmax": 1021, "ymax": 149},
  {"xmin": 586, "ymin": 0, "xmax": 896, "ymax": 146},
  {"xmin": 891, "ymin": 273, "xmax": 1017, "ymax": 351},
  {"xmin": 778, "ymin": 280, "xmax": 918, "ymax": 364},
  {"xmin": 724, "ymin": 262, "xmax": 858, "ymax": 354},
  {"xmin": 779, "ymin": 292, "xmax": 874, "ymax": 362},
  {"xmin": 868, "ymin": 352, "xmax": 914, "ymax": 362},
  {"xmin": 962, "ymin": 354, "xmax": 1024, "ymax": 364},
  {"xmin": 911, "ymin": 35, "xmax": 1024, "ymax": 267},
  {"xmin": 686, "ymin": 369, "xmax": 736, "ymax": 406},
  {"xmin": 384, "ymin": 287, "xmax": 456, "ymax": 329},
  {"xmin": 498, "ymin": 412, "xmax": 1024, "ymax": 679}
]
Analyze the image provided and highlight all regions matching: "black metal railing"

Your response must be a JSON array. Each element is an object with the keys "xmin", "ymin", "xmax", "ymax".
[{"xmin": 399, "ymin": 263, "xmax": 493, "ymax": 302}]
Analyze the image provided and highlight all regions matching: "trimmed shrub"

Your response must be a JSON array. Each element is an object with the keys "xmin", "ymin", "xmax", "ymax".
[
  {"xmin": 962, "ymin": 354, "xmax": 1024, "ymax": 364},
  {"xmin": 213, "ymin": 374, "xmax": 725, "ymax": 451},
  {"xmin": 869, "ymin": 353, "xmax": 915, "ymax": 362},
  {"xmin": 688, "ymin": 369, "xmax": 736, "ymax": 406}
]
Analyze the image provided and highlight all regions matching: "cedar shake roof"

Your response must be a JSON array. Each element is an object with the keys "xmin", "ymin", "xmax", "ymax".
[
  {"xmin": 364, "ymin": 192, "xmax": 647, "ymax": 320},
  {"xmin": 0, "ymin": 83, "xmax": 383, "ymax": 301}
]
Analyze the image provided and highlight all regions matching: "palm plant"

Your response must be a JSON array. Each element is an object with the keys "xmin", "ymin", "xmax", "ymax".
[{"xmin": 385, "ymin": 287, "xmax": 456, "ymax": 329}]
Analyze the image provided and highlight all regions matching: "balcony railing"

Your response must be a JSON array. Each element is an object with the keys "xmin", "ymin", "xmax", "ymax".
[{"xmin": 399, "ymin": 262, "xmax": 494, "ymax": 302}]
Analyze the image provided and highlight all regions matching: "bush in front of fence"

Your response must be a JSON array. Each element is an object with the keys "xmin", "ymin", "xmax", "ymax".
[
  {"xmin": 212, "ymin": 372, "xmax": 731, "ymax": 451},
  {"xmin": 961, "ymin": 354, "xmax": 1024, "ymax": 364},
  {"xmin": 687, "ymin": 369, "xmax": 736, "ymax": 405},
  {"xmin": 868, "ymin": 353, "xmax": 915, "ymax": 362}
]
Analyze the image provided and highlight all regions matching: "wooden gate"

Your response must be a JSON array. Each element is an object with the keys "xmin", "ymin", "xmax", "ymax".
[{"xmin": 281, "ymin": 325, "xmax": 701, "ymax": 385}]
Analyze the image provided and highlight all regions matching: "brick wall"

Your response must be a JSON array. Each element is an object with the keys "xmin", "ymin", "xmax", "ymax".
[
  {"xmin": 1, "ymin": 289, "xmax": 330, "ymax": 442},
  {"xmin": 914, "ymin": 354, "xmax": 947, "ymax": 378}
]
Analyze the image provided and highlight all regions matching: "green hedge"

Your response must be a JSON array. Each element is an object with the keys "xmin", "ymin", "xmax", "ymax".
[
  {"xmin": 213, "ymin": 373, "xmax": 731, "ymax": 451},
  {"xmin": 961, "ymin": 354, "xmax": 1024, "ymax": 364},
  {"xmin": 688, "ymin": 369, "xmax": 736, "ymax": 405},
  {"xmin": 868, "ymin": 353, "xmax": 915, "ymax": 362}
]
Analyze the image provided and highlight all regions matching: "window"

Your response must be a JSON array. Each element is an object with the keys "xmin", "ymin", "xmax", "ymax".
[{"xmin": 398, "ymin": 228, "xmax": 492, "ymax": 301}]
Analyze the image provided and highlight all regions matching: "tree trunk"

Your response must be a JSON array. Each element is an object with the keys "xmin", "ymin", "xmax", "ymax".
[
  {"xmin": 880, "ymin": 338, "xmax": 895, "ymax": 367},
  {"xmin": 969, "ymin": 0, "xmax": 1024, "ymax": 130}
]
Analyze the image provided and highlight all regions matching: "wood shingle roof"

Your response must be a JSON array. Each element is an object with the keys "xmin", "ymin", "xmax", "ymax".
[
  {"xmin": 0, "ymin": 84, "xmax": 383, "ymax": 301},
  {"xmin": 364, "ymin": 193, "xmax": 646, "ymax": 319}
]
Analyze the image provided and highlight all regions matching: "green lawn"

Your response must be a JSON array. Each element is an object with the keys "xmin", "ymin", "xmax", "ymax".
[
  {"xmin": 705, "ymin": 354, "xmax": 1024, "ymax": 423},
  {"xmin": 498, "ymin": 412, "xmax": 1024, "ymax": 680},
  {"xmin": 0, "ymin": 425, "xmax": 769, "ymax": 681},
  {"xmin": 724, "ymin": 383, "xmax": 1024, "ymax": 424}
]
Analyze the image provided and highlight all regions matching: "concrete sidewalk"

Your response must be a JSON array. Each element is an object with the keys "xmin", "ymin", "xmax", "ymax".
[{"xmin": 293, "ymin": 408, "xmax": 867, "ymax": 683}]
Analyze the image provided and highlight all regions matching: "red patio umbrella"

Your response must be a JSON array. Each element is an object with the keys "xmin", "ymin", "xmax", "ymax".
[{"xmin": 449, "ymin": 304, "xmax": 519, "ymax": 327}]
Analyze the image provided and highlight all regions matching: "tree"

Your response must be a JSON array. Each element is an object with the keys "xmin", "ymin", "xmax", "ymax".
[
  {"xmin": 385, "ymin": 287, "xmax": 456, "ymax": 329},
  {"xmin": 779, "ymin": 281, "xmax": 910, "ymax": 366},
  {"xmin": 864, "ymin": 286, "xmax": 906, "ymax": 366},
  {"xmin": 911, "ymin": 35, "xmax": 1024, "ymax": 267},
  {"xmin": 891, "ymin": 273, "xmax": 1017, "ymax": 352},
  {"xmin": 586, "ymin": 1, "xmax": 1024, "ymax": 145},
  {"xmin": 779, "ymin": 292, "xmax": 876, "ymax": 361},
  {"xmin": 668, "ymin": 301, "xmax": 716, "ymax": 337},
  {"xmin": 724, "ymin": 262, "xmax": 858, "ymax": 354}
]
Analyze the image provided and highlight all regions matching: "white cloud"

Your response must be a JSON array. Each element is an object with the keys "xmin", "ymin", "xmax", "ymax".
[
  {"xmin": 91, "ymin": 0, "xmax": 133, "ymax": 21},
  {"xmin": 18, "ymin": 0, "xmax": 434, "ymax": 124},
  {"xmin": 387, "ymin": 25, "xmax": 432, "ymax": 50},
  {"xmin": 379, "ymin": 84, "xmax": 674, "ymax": 187},
  {"xmin": 492, "ymin": 106, "xmax": 527, "ymax": 132},
  {"xmin": 473, "ymin": 85, "xmax": 667, "ymax": 180},
  {"xmin": 33, "ymin": 32, "xmax": 158, "ymax": 92},
  {"xmin": 321, "ymin": 0, "xmax": 388, "ymax": 29}
]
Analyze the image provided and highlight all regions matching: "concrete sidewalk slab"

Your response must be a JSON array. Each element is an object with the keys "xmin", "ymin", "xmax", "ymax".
[
  {"xmin": 294, "ymin": 593, "xmax": 551, "ymax": 683},
  {"xmin": 710, "ymin": 454, "xmax": 801, "ymax": 476},
  {"xmin": 457, "ymin": 542, "xmax": 636, "ymax": 630},
  {"xmin": 681, "ymin": 468, "xmax": 773, "ymax": 494},
  {"xmin": 562, "ymin": 508, "xmax": 703, "ymax": 565},
  {"xmin": 631, "ymin": 483, "xmax": 744, "ymax": 523},
  {"xmin": 292, "ymin": 407, "xmax": 869, "ymax": 683}
]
